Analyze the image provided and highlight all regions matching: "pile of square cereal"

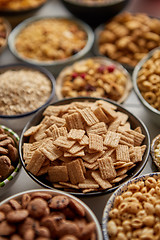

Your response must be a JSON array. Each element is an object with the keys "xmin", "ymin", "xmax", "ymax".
[{"xmin": 23, "ymin": 100, "xmax": 146, "ymax": 193}]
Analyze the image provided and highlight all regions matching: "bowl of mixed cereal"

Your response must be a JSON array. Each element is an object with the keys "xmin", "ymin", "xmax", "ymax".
[
  {"xmin": 94, "ymin": 12, "xmax": 160, "ymax": 72},
  {"xmin": 102, "ymin": 172, "xmax": 160, "ymax": 240},
  {"xmin": 133, "ymin": 47, "xmax": 160, "ymax": 126},
  {"xmin": 60, "ymin": 0, "xmax": 130, "ymax": 27},
  {"xmin": 8, "ymin": 16, "xmax": 94, "ymax": 75},
  {"xmin": 19, "ymin": 97, "xmax": 150, "ymax": 196},
  {"xmin": 0, "ymin": 63, "xmax": 55, "ymax": 132},
  {"xmin": 151, "ymin": 134, "xmax": 160, "ymax": 170},
  {"xmin": 0, "ymin": 17, "xmax": 11, "ymax": 55},
  {"xmin": 0, "ymin": 189, "xmax": 103, "ymax": 239},
  {"xmin": 56, "ymin": 57, "xmax": 132, "ymax": 103},
  {"xmin": 0, "ymin": 125, "xmax": 21, "ymax": 196}
]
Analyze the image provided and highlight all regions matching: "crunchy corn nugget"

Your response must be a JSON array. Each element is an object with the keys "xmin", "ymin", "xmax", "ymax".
[
  {"xmin": 24, "ymin": 124, "xmax": 42, "ymax": 137},
  {"xmin": 79, "ymin": 108, "xmax": 99, "ymax": 126},
  {"xmin": 40, "ymin": 141, "xmax": 63, "ymax": 161},
  {"xmin": 93, "ymin": 107, "xmax": 110, "ymax": 123},
  {"xmin": 59, "ymin": 182, "xmax": 79, "ymax": 189},
  {"xmin": 79, "ymin": 135, "xmax": 89, "ymax": 146},
  {"xmin": 110, "ymin": 174, "xmax": 128, "ymax": 184},
  {"xmin": 88, "ymin": 133, "xmax": 103, "ymax": 152},
  {"xmin": 43, "ymin": 105, "xmax": 61, "ymax": 117},
  {"xmin": 104, "ymin": 131, "xmax": 121, "ymax": 148},
  {"xmin": 68, "ymin": 142, "xmax": 85, "ymax": 154},
  {"xmin": 86, "ymin": 122, "xmax": 107, "ymax": 135},
  {"xmin": 67, "ymin": 159, "xmax": 85, "ymax": 184},
  {"xmin": 127, "ymin": 129, "xmax": 145, "ymax": 146},
  {"xmin": 53, "ymin": 136, "xmax": 75, "ymax": 149},
  {"xmin": 26, "ymin": 149, "xmax": 46, "ymax": 175},
  {"xmin": 65, "ymin": 112, "xmax": 84, "ymax": 130},
  {"xmin": 98, "ymin": 156, "xmax": 116, "ymax": 180},
  {"xmin": 82, "ymin": 151, "xmax": 104, "ymax": 163},
  {"xmin": 129, "ymin": 146, "xmax": 143, "ymax": 163},
  {"xmin": 68, "ymin": 129, "xmax": 85, "ymax": 140},
  {"xmin": 48, "ymin": 166, "xmax": 68, "ymax": 182},
  {"xmin": 108, "ymin": 119, "xmax": 121, "ymax": 132},
  {"xmin": 116, "ymin": 111, "xmax": 129, "ymax": 125},
  {"xmin": 64, "ymin": 149, "xmax": 85, "ymax": 157},
  {"xmin": 91, "ymin": 171, "xmax": 112, "ymax": 189},
  {"xmin": 116, "ymin": 144, "xmax": 130, "ymax": 162}
]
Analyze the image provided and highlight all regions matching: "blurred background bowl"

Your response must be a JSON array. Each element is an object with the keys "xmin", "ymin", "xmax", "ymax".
[
  {"xmin": 151, "ymin": 134, "xmax": 160, "ymax": 170},
  {"xmin": 56, "ymin": 56, "xmax": 132, "ymax": 103},
  {"xmin": 8, "ymin": 16, "xmax": 94, "ymax": 76},
  {"xmin": 0, "ymin": 17, "xmax": 11, "ymax": 55},
  {"xmin": 60, "ymin": 0, "xmax": 130, "ymax": 28},
  {"xmin": 102, "ymin": 172, "xmax": 160, "ymax": 240},
  {"xmin": 133, "ymin": 47, "xmax": 160, "ymax": 127},
  {"xmin": 0, "ymin": 188, "xmax": 103, "ymax": 239},
  {"xmin": 19, "ymin": 97, "xmax": 150, "ymax": 196},
  {"xmin": 0, "ymin": 63, "xmax": 55, "ymax": 133},
  {"xmin": 0, "ymin": 125, "xmax": 21, "ymax": 196}
]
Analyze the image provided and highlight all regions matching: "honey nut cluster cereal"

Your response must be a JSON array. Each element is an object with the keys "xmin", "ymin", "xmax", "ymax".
[
  {"xmin": 0, "ymin": 127, "xmax": 19, "ymax": 182},
  {"xmin": 0, "ymin": 191, "xmax": 96, "ymax": 239},
  {"xmin": 107, "ymin": 175, "xmax": 160, "ymax": 240},
  {"xmin": 0, "ymin": 69, "xmax": 52, "ymax": 115},
  {"xmin": 0, "ymin": 0, "xmax": 46, "ymax": 11},
  {"xmin": 0, "ymin": 18, "xmax": 8, "ymax": 51},
  {"xmin": 137, "ymin": 49, "xmax": 160, "ymax": 111},
  {"xmin": 23, "ymin": 100, "xmax": 146, "ymax": 194},
  {"xmin": 57, "ymin": 58, "xmax": 131, "ymax": 102},
  {"xmin": 15, "ymin": 19, "xmax": 87, "ymax": 62},
  {"xmin": 98, "ymin": 12, "xmax": 160, "ymax": 67}
]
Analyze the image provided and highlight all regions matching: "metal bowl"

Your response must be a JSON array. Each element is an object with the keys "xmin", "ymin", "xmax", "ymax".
[{"xmin": 19, "ymin": 97, "xmax": 150, "ymax": 196}]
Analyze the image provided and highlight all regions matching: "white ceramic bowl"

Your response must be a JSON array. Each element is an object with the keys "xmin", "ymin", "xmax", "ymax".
[
  {"xmin": 0, "ymin": 188, "xmax": 103, "ymax": 240},
  {"xmin": 102, "ymin": 172, "xmax": 160, "ymax": 240},
  {"xmin": 0, "ymin": 125, "xmax": 21, "ymax": 196},
  {"xmin": 132, "ymin": 47, "xmax": 160, "ymax": 127},
  {"xmin": 0, "ymin": 63, "xmax": 55, "ymax": 132},
  {"xmin": 8, "ymin": 16, "xmax": 94, "ymax": 76}
]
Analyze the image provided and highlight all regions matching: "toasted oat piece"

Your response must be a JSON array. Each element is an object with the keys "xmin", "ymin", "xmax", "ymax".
[
  {"xmin": 68, "ymin": 129, "xmax": 85, "ymax": 140},
  {"xmin": 79, "ymin": 108, "xmax": 99, "ymax": 126},
  {"xmin": 79, "ymin": 135, "xmax": 89, "ymax": 146},
  {"xmin": 24, "ymin": 124, "xmax": 42, "ymax": 137},
  {"xmin": 93, "ymin": 107, "xmax": 110, "ymax": 123},
  {"xmin": 65, "ymin": 112, "xmax": 84, "ymax": 130},
  {"xmin": 67, "ymin": 159, "xmax": 85, "ymax": 184},
  {"xmin": 54, "ymin": 136, "xmax": 75, "ymax": 149},
  {"xmin": 116, "ymin": 145, "xmax": 130, "ymax": 162},
  {"xmin": 40, "ymin": 140, "xmax": 63, "ymax": 161},
  {"xmin": 88, "ymin": 133, "xmax": 103, "ymax": 152},
  {"xmin": 129, "ymin": 146, "xmax": 143, "ymax": 163},
  {"xmin": 91, "ymin": 171, "xmax": 112, "ymax": 189},
  {"xmin": 104, "ymin": 131, "xmax": 121, "ymax": 148},
  {"xmin": 48, "ymin": 166, "xmax": 68, "ymax": 182},
  {"xmin": 98, "ymin": 156, "xmax": 116, "ymax": 180},
  {"xmin": 26, "ymin": 149, "xmax": 46, "ymax": 175},
  {"xmin": 86, "ymin": 122, "xmax": 107, "ymax": 135}
]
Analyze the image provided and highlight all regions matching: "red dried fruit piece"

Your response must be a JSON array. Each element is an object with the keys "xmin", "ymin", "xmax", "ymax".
[
  {"xmin": 107, "ymin": 65, "xmax": 115, "ymax": 73},
  {"xmin": 97, "ymin": 65, "xmax": 106, "ymax": 73},
  {"xmin": 72, "ymin": 72, "xmax": 79, "ymax": 79},
  {"xmin": 80, "ymin": 73, "xmax": 86, "ymax": 79}
]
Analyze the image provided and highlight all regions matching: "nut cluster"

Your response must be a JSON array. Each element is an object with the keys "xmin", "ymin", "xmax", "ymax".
[
  {"xmin": 0, "ymin": 191, "xmax": 96, "ymax": 240},
  {"xmin": 0, "ymin": 127, "xmax": 19, "ymax": 182},
  {"xmin": 99, "ymin": 12, "xmax": 160, "ymax": 67}
]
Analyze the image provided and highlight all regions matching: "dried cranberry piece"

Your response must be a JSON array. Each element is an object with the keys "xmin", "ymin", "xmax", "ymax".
[
  {"xmin": 107, "ymin": 65, "xmax": 115, "ymax": 73},
  {"xmin": 72, "ymin": 72, "xmax": 79, "ymax": 79},
  {"xmin": 85, "ymin": 84, "xmax": 96, "ymax": 92},
  {"xmin": 97, "ymin": 65, "xmax": 106, "ymax": 73},
  {"xmin": 80, "ymin": 73, "xmax": 86, "ymax": 79}
]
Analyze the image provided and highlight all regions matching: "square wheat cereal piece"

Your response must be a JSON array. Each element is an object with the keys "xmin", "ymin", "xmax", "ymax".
[
  {"xmin": 110, "ymin": 174, "xmax": 128, "ymax": 184},
  {"xmin": 134, "ymin": 126, "xmax": 142, "ymax": 133},
  {"xmin": 116, "ymin": 167, "xmax": 129, "ymax": 177},
  {"xmin": 59, "ymin": 182, "xmax": 79, "ymax": 190},
  {"xmin": 53, "ymin": 183, "xmax": 65, "ymax": 189},
  {"xmin": 97, "ymin": 156, "xmax": 116, "ymax": 180},
  {"xmin": 93, "ymin": 107, "xmax": 110, "ymax": 123},
  {"xmin": 33, "ymin": 124, "xmax": 47, "ymax": 141},
  {"xmin": 78, "ymin": 178, "xmax": 99, "ymax": 189},
  {"xmin": 82, "ymin": 188, "xmax": 98, "ymax": 193},
  {"xmin": 91, "ymin": 171, "xmax": 112, "ymax": 189},
  {"xmin": 116, "ymin": 145, "xmax": 130, "ymax": 162},
  {"xmin": 127, "ymin": 129, "xmax": 145, "ymax": 146},
  {"xmin": 64, "ymin": 149, "xmax": 85, "ymax": 157},
  {"xmin": 54, "ymin": 136, "xmax": 75, "ymax": 149},
  {"xmin": 45, "ymin": 124, "xmax": 59, "ymax": 139},
  {"xmin": 118, "ymin": 131, "xmax": 134, "ymax": 147},
  {"xmin": 23, "ymin": 143, "xmax": 33, "ymax": 164},
  {"xmin": 101, "ymin": 105, "xmax": 117, "ymax": 122},
  {"xmin": 104, "ymin": 131, "xmax": 121, "ymax": 148},
  {"xmin": 79, "ymin": 135, "xmax": 89, "ymax": 146},
  {"xmin": 78, "ymin": 108, "xmax": 99, "ymax": 126},
  {"xmin": 108, "ymin": 119, "xmax": 121, "ymax": 132},
  {"xmin": 116, "ymin": 111, "xmax": 129, "ymax": 125},
  {"xmin": 68, "ymin": 143, "xmax": 85, "ymax": 154},
  {"xmin": 67, "ymin": 159, "xmax": 85, "ymax": 184},
  {"xmin": 84, "ymin": 161, "xmax": 99, "ymax": 170},
  {"xmin": 40, "ymin": 141, "xmax": 63, "ymax": 161},
  {"xmin": 114, "ymin": 161, "xmax": 133, "ymax": 169},
  {"xmin": 86, "ymin": 122, "xmax": 107, "ymax": 135},
  {"xmin": 68, "ymin": 129, "xmax": 85, "ymax": 140},
  {"xmin": 129, "ymin": 146, "xmax": 143, "ymax": 163},
  {"xmin": 102, "ymin": 147, "xmax": 115, "ymax": 158},
  {"xmin": 66, "ymin": 112, "xmax": 84, "ymax": 130},
  {"xmin": 88, "ymin": 133, "xmax": 103, "ymax": 152},
  {"xmin": 96, "ymin": 100, "xmax": 117, "ymax": 110},
  {"xmin": 82, "ymin": 151, "xmax": 104, "ymax": 163},
  {"xmin": 26, "ymin": 149, "xmax": 46, "ymax": 175},
  {"xmin": 24, "ymin": 124, "xmax": 42, "ymax": 137},
  {"xmin": 46, "ymin": 115, "xmax": 66, "ymax": 128},
  {"xmin": 48, "ymin": 166, "xmax": 68, "ymax": 182},
  {"xmin": 43, "ymin": 106, "xmax": 61, "ymax": 117},
  {"xmin": 118, "ymin": 122, "xmax": 130, "ymax": 132},
  {"xmin": 77, "ymin": 158, "xmax": 86, "ymax": 174},
  {"xmin": 37, "ymin": 164, "xmax": 50, "ymax": 176},
  {"xmin": 141, "ymin": 145, "xmax": 146, "ymax": 155}
]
